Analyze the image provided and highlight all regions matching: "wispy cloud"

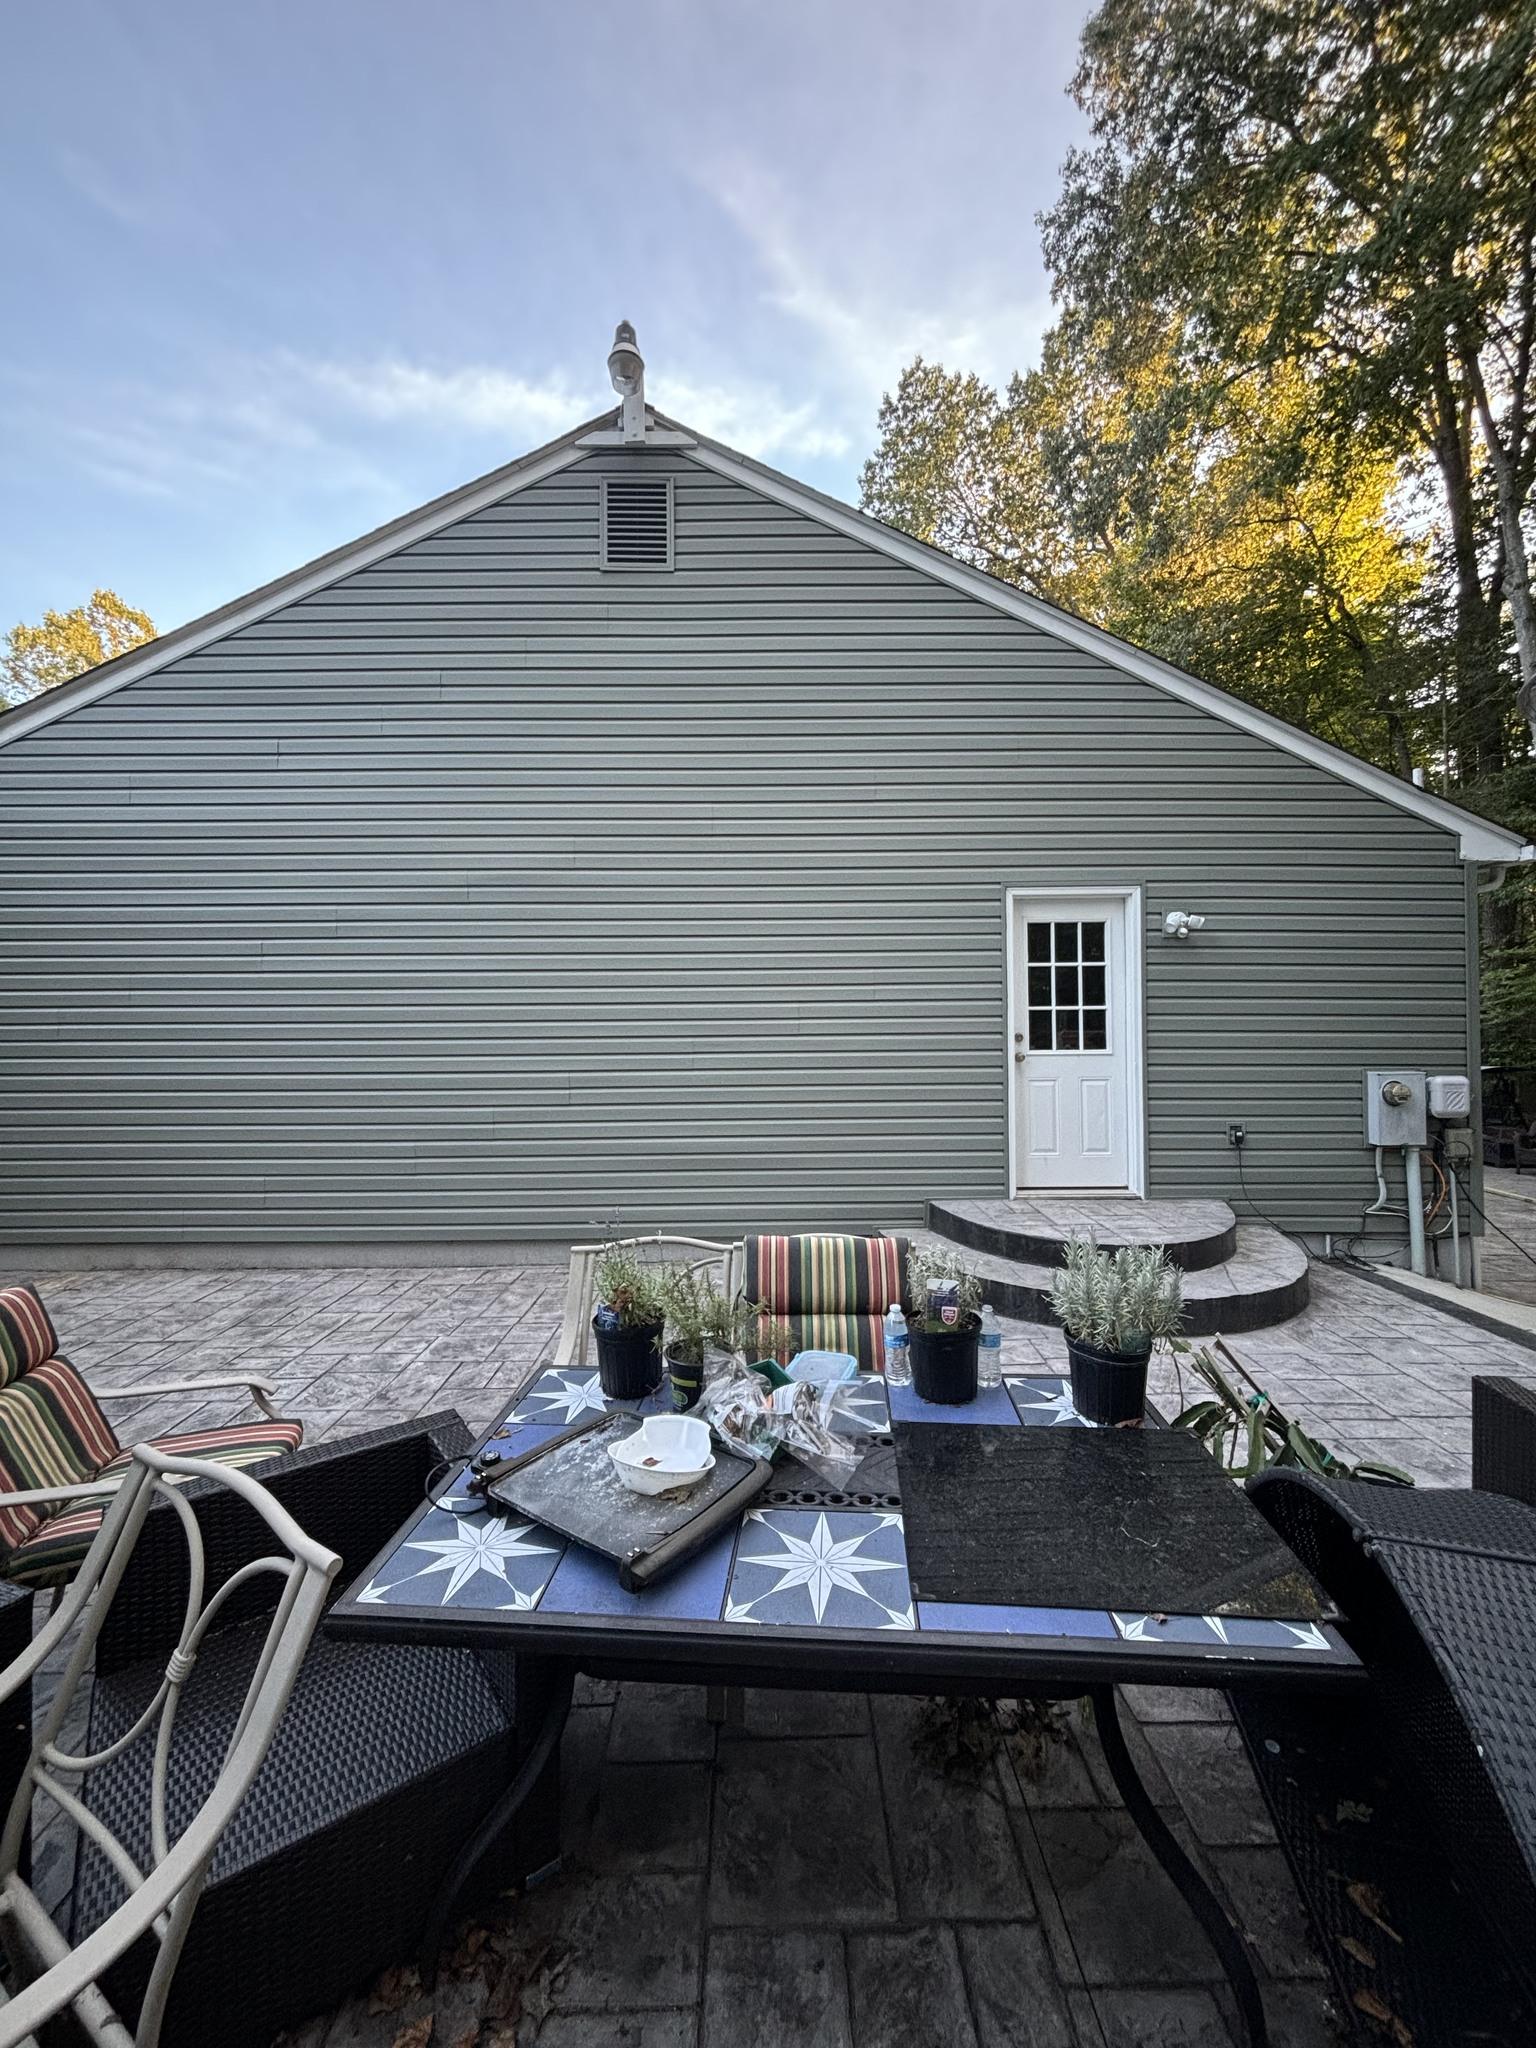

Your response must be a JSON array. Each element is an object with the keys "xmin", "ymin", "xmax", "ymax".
[
  {"xmin": 704, "ymin": 156, "xmax": 1051, "ymax": 405},
  {"xmin": 8, "ymin": 340, "xmax": 853, "ymax": 520},
  {"xmin": 277, "ymin": 353, "xmax": 851, "ymax": 462}
]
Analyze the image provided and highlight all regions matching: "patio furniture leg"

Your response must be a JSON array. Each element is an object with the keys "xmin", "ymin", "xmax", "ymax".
[
  {"xmin": 1089, "ymin": 1685, "xmax": 1268, "ymax": 2048},
  {"xmin": 418, "ymin": 1657, "xmax": 575, "ymax": 1983}
]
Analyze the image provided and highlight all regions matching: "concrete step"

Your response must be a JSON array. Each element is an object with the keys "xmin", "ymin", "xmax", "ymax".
[
  {"xmin": 906, "ymin": 1222, "xmax": 1309, "ymax": 1335},
  {"xmin": 927, "ymin": 1195, "xmax": 1238, "ymax": 1272}
]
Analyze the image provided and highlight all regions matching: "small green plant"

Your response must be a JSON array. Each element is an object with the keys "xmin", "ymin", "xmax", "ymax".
[
  {"xmin": 659, "ymin": 1267, "xmax": 789, "ymax": 1364},
  {"xmin": 1049, "ymin": 1237, "xmax": 1184, "ymax": 1354},
  {"xmin": 1171, "ymin": 1338, "xmax": 1414, "ymax": 1485},
  {"xmin": 906, "ymin": 1241, "xmax": 985, "ymax": 1332},
  {"xmin": 593, "ymin": 1242, "xmax": 668, "ymax": 1329}
]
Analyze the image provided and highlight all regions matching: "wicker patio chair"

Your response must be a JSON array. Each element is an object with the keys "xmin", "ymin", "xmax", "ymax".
[
  {"xmin": 49, "ymin": 1412, "xmax": 562, "ymax": 2048},
  {"xmin": 1232, "ymin": 1375, "xmax": 1536, "ymax": 2042},
  {"xmin": 0, "ymin": 1283, "xmax": 302, "ymax": 1591},
  {"xmin": 0, "ymin": 1442, "xmax": 340, "ymax": 2048}
]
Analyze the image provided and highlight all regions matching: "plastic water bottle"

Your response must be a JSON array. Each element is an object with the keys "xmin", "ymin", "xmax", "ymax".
[
  {"xmin": 978, "ymin": 1304, "xmax": 1003, "ymax": 1388},
  {"xmin": 884, "ymin": 1305, "xmax": 911, "ymax": 1386}
]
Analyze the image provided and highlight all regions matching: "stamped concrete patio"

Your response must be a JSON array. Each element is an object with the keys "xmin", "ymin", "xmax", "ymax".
[{"xmin": 17, "ymin": 1253, "xmax": 1536, "ymax": 2048}]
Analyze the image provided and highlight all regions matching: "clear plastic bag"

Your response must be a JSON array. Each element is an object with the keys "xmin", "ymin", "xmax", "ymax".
[{"xmin": 697, "ymin": 1357, "xmax": 860, "ymax": 1487}]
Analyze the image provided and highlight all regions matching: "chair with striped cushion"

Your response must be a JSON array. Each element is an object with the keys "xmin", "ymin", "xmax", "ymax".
[
  {"xmin": 742, "ymin": 1234, "xmax": 908, "ymax": 1372},
  {"xmin": 0, "ymin": 1282, "xmax": 302, "ymax": 1591}
]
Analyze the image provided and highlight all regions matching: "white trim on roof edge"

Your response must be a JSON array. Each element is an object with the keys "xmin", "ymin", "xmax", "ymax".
[
  {"xmin": 1, "ymin": 402, "xmax": 1526, "ymax": 864},
  {"xmin": 674, "ymin": 427, "xmax": 1528, "ymax": 866},
  {"xmin": 0, "ymin": 434, "xmax": 596, "ymax": 747}
]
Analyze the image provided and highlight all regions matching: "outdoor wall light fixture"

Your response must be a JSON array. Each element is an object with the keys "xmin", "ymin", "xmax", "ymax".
[
  {"xmin": 608, "ymin": 320, "xmax": 647, "ymax": 443},
  {"xmin": 1163, "ymin": 911, "xmax": 1207, "ymax": 941}
]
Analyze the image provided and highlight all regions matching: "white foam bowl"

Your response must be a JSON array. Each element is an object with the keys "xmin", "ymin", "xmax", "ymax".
[{"xmin": 608, "ymin": 1414, "xmax": 716, "ymax": 1496}]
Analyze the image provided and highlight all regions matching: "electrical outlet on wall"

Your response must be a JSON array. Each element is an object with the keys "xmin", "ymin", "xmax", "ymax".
[{"xmin": 1227, "ymin": 1123, "xmax": 1247, "ymax": 1148}]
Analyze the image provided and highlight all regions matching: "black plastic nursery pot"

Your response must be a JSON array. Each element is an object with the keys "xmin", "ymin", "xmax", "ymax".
[
  {"xmin": 1065, "ymin": 1335, "xmax": 1151, "ymax": 1426},
  {"xmin": 909, "ymin": 1322, "xmax": 980, "ymax": 1405},
  {"xmin": 593, "ymin": 1318, "xmax": 665, "ymax": 1400},
  {"xmin": 664, "ymin": 1342, "xmax": 704, "ymax": 1412}
]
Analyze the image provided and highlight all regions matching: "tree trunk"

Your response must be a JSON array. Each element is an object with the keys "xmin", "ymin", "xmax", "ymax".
[{"xmin": 1430, "ymin": 358, "xmax": 1506, "ymax": 780}]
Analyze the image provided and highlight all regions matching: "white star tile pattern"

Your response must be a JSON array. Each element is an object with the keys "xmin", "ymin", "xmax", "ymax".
[
  {"xmin": 830, "ymin": 1375, "xmax": 890, "ymax": 1435},
  {"xmin": 356, "ymin": 1502, "xmax": 565, "ymax": 1610},
  {"xmin": 724, "ymin": 1508, "xmax": 914, "ymax": 1630},
  {"xmin": 1111, "ymin": 1611, "xmax": 1341, "ymax": 1653},
  {"xmin": 1007, "ymin": 1376, "xmax": 1095, "ymax": 1427},
  {"xmin": 507, "ymin": 1367, "xmax": 609, "ymax": 1427}
]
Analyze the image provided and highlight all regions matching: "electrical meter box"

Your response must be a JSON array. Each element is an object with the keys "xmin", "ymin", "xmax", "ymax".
[
  {"xmin": 1427, "ymin": 1074, "xmax": 1472, "ymax": 1121},
  {"xmin": 1364, "ymin": 1069, "xmax": 1428, "ymax": 1147}
]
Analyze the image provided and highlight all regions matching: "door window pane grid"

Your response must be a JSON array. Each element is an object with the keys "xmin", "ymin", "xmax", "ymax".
[{"xmin": 1025, "ymin": 920, "xmax": 1109, "ymax": 1053}]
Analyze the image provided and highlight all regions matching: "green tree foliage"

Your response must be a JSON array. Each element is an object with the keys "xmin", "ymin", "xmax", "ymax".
[
  {"xmin": 2, "ymin": 590, "xmax": 155, "ymax": 710},
  {"xmin": 863, "ymin": 337, "xmax": 1433, "ymax": 774},
  {"xmin": 1042, "ymin": 0, "xmax": 1536, "ymax": 777},
  {"xmin": 864, "ymin": 0, "xmax": 1536, "ymax": 1062}
]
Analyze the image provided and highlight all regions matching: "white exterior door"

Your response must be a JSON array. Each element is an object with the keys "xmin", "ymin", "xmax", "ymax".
[{"xmin": 1012, "ymin": 895, "xmax": 1135, "ymax": 1191}]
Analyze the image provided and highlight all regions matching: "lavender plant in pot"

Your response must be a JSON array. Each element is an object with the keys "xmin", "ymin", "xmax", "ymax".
[
  {"xmin": 905, "ymin": 1242, "xmax": 985, "ymax": 1405},
  {"xmin": 1049, "ymin": 1237, "xmax": 1184, "ymax": 1426},
  {"xmin": 591, "ymin": 1243, "xmax": 668, "ymax": 1400}
]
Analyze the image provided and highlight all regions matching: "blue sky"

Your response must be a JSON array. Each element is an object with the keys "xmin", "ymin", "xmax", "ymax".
[{"xmin": 0, "ymin": 1, "xmax": 1093, "ymax": 635}]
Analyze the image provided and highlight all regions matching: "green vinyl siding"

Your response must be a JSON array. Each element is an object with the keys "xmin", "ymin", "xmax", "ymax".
[{"xmin": 0, "ymin": 450, "xmax": 1470, "ymax": 1243}]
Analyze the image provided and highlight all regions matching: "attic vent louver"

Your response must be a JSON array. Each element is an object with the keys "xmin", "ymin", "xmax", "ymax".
[{"xmin": 601, "ymin": 476, "xmax": 673, "ymax": 569}]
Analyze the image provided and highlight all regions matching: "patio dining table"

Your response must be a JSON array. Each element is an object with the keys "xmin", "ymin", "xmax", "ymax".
[{"xmin": 327, "ymin": 1364, "xmax": 1366, "ymax": 2048}]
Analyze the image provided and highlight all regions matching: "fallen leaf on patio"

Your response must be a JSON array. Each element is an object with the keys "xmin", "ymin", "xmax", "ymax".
[
  {"xmin": 484, "ymin": 1941, "xmax": 566, "ymax": 2029},
  {"xmin": 390, "ymin": 2021, "xmax": 433, "ymax": 2048},
  {"xmin": 1351, "ymin": 1988, "xmax": 1414, "ymax": 2045},
  {"xmin": 1339, "ymin": 1935, "xmax": 1376, "ymax": 1968},
  {"xmin": 1347, "ymin": 1881, "xmax": 1404, "ymax": 1943},
  {"xmin": 369, "ymin": 1965, "xmax": 420, "ymax": 2014},
  {"xmin": 446, "ymin": 1923, "xmax": 489, "ymax": 1974}
]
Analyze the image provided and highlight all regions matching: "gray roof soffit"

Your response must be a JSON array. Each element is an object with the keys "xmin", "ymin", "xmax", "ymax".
[{"xmin": 1, "ymin": 399, "xmax": 1525, "ymax": 864}]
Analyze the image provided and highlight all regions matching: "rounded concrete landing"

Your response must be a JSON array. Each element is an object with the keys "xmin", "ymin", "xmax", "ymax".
[
  {"xmin": 909, "ymin": 1221, "xmax": 1308, "ymax": 1335},
  {"xmin": 928, "ymin": 1196, "xmax": 1238, "ymax": 1273}
]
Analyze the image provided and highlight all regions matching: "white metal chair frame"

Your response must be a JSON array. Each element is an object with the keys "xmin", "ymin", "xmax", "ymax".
[
  {"xmin": 556, "ymin": 1233, "xmax": 743, "ymax": 1370},
  {"xmin": 92, "ymin": 1373, "xmax": 285, "ymax": 1426},
  {"xmin": 0, "ymin": 1444, "xmax": 340, "ymax": 2048}
]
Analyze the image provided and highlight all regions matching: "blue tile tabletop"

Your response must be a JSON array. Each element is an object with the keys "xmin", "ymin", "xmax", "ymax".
[
  {"xmin": 724, "ymin": 1507, "xmax": 915, "ymax": 1631},
  {"xmin": 917, "ymin": 1599, "xmax": 1118, "ymax": 1639},
  {"xmin": 1112, "ymin": 1611, "xmax": 1335, "ymax": 1652},
  {"xmin": 357, "ymin": 1499, "xmax": 566, "ymax": 1612},
  {"xmin": 540, "ymin": 1525, "xmax": 737, "ymax": 1621},
  {"xmin": 338, "ymin": 1368, "xmax": 1355, "ymax": 1666},
  {"xmin": 1006, "ymin": 1375, "xmax": 1096, "ymax": 1427},
  {"xmin": 886, "ymin": 1378, "xmax": 1021, "ymax": 1428},
  {"xmin": 504, "ymin": 1366, "xmax": 674, "ymax": 1428}
]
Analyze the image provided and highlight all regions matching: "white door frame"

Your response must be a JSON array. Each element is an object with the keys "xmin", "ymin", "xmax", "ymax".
[{"xmin": 1004, "ymin": 885, "xmax": 1147, "ymax": 1198}]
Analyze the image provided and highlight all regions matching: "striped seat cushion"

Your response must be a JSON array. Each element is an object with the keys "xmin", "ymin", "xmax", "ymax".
[
  {"xmin": 4, "ymin": 1418, "xmax": 304, "ymax": 1591},
  {"xmin": 0, "ymin": 1285, "xmax": 60, "ymax": 1391},
  {"xmin": 743, "ymin": 1235, "xmax": 908, "ymax": 1372},
  {"xmin": 0, "ymin": 1356, "xmax": 121, "ymax": 1553}
]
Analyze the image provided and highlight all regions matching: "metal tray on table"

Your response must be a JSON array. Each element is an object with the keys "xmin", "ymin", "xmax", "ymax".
[{"xmin": 483, "ymin": 1411, "xmax": 773, "ymax": 1593}]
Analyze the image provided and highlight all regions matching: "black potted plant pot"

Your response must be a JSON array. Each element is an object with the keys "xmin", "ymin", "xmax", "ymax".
[
  {"xmin": 1066, "ymin": 1335, "xmax": 1150, "ymax": 1426},
  {"xmin": 664, "ymin": 1342, "xmax": 704, "ymax": 1412},
  {"xmin": 593, "ymin": 1317, "xmax": 665, "ymax": 1400},
  {"xmin": 909, "ymin": 1322, "xmax": 980, "ymax": 1405}
]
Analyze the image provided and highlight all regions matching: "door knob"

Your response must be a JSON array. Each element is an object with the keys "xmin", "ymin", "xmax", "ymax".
[{"xmin": 1014, "ymin": 1051, "xmax": 1026, "ymax": 1063}]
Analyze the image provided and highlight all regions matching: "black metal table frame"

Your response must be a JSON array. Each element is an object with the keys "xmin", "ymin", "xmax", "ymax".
[{"xmin": 329, "ymin": 1406, "xmax": 1367, "ymax": 2048}]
